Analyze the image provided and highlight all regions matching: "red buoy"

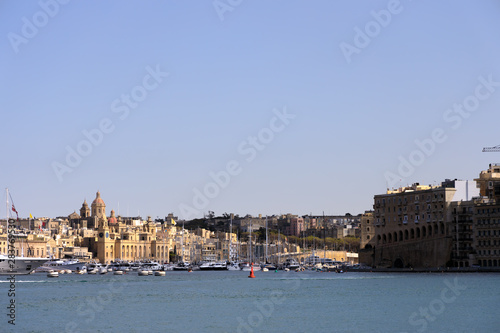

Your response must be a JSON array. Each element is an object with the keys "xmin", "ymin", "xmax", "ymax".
[{"xmin": 248, "ymin": 263, "xmax": 256, "ymax": 278}]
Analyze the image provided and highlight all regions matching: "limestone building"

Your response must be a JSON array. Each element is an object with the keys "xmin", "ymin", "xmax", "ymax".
[{"xmin": 360, "ymin": 179, "xmax": 479, "ymax": 268}]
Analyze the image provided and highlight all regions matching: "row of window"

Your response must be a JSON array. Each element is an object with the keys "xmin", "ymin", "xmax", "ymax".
[
  {"xmin": 477, "ymin": 240, "xmax": 500, "ymax": 247},
  {"xmin": 476, "ymin": 208, "xmax": 499, "ymax": 214},
  {"xmin": 376, "ymin": 193, "xmax": 445, "ymax": 205},
  {"xmin": 477, "ymin": 249, "xmax": 499, "ymax": 256},
  {"xmin": 477, "ymin": 219, "xmax": 500, "ymax": 225},
  {"xmin": 477, "ymin": 259, "xmax": 499, "ymax": 267},
  {"xmin": 376, "ymin": 224, "xmax": 445, "ymax": 245},
  {"xmin": 477, "ymin": 230, "xmax": 500, "ymax": 236}
]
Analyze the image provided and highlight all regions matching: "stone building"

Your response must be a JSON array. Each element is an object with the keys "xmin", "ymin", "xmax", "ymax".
[{"xmin": 360, "ymin": 179, "xmax": 479, "ymax": 268}]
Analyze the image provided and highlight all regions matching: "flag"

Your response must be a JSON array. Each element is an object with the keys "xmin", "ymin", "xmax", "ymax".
[
  {"xmin": 29, "ymin": 213, "xmax": 33, "ymax": 219},
  {"xmin": 11, "ymin": 204, "xmax": 19, "ymax": 221},
  {"xmin": 171, "ymin": 218, "xmax": 176, "ymax": 225}
]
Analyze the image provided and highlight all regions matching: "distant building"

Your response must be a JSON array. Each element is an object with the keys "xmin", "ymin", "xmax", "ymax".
[{"xmin": 360, "ymin": 179, "xmax": 479, "ymax": 268}]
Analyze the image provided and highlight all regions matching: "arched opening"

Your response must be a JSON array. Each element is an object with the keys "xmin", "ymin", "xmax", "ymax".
[
  {"xmin": 394, "ymin": 232, "xmax": 398, "ymax": 242},
  {"xmin": 422, "ymin": 227, "xmax": 427, "ymax": 237},
  {"xmin": 428, "ymin": 225, "xmax": 433, "ymax": 236},
  {"xmin": 383, "ymin": 234, "xmax": 387, "ymax": 244},
  {"xmin": 377, "ymin": 235, "xmax": 381, "ymax": 245},
  {"xmin": 394, "ymin": 258, "xmax": 404, "ymax": 268},
  {"xmin": 410, "ymin": 229, "xmax": 415, "ymax": 239},
  {"xmin": 416, "ymin": 227, "xmax": 421, "ymax": 238},
  {"xmin": 388, "ymin": 233, "xmax": 392, "ymax": 243},
  {"xmin": 404, "ymin": 230, "xmax": 409, "ymax": 240},
  {"xmin": 399, "ymin": 231, "xmax": 403, "ymax": 242}
]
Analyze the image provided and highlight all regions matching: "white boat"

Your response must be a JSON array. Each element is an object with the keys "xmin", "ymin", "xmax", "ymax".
[
  {"xmin": 172, "ymin": 262, "xmax": 191, "ymax": 271},
  {"xmin": 36, "ymin": 258, "xmax": 86, "ymax": 273},
  {"xmin": 47, "ymin": 270, "xmax": 59, "ymax": 278},
  {"xmin": 154, "ymin": 271, "xmax": 166, "ymax": 276},
  {"xmin": 199, "ymin": 261, "xmax": 228, "ymax": 271},
  {"xmin": 87, "ymin": 268, "xmax": 98, "ymax": 274},
  {"xmin": 0, "ymin": 254, "xmax": 49, "ymax": 275},
  {"xmin": 241, "ymin": 262, "xmax": 261, "ymax": 272},
  {"xmin": 86, "ymin": 261, "xmax": 102, "ymax": 271},
  {"xmin": 138, "ymin": 270, "xmax": 149, "ymax": 276},
  {"xmin": 227, "ymin": 262, "xmax": 241, "ymax": 271},
  {"xmin": 0, "ymin": 189, "xmax": 49, "ymax": 275},
  {"xmin": 113, "ymin": 270, "xmax": 124, "ymax": 275},
  {"xmin": 283, "ymin": 258, "xmax": 300, "ymax": 270},
  {"xmin": 99, "ymin": 267, "xmax": 108, "ymax": 274},
  {"xmin": 141, "ymin": 261, "xmax": 163, "ymax": 271}
]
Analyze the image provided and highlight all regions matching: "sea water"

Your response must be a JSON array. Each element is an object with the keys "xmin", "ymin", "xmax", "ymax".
[{"xmin": 2, "ymin": 271, "xmax": 499, "ymax": 333}]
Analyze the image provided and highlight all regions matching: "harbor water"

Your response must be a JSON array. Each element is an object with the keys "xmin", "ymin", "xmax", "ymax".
[{"xmin": 3, "ymin": 271, "xmax": 499, "ymax": 333}]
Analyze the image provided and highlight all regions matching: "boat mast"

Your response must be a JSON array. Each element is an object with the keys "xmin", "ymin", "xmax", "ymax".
[
  {"xmin": 265, "ymin": 216, "xmax": 268, "ymax": 263},
  {"xmin": 5, "ymin": 188, "xmax": 9, "ymax": 229},
  {"xmin": 229, "ymin": 214, "xmax": 233, "ymax": 262},
  {"xmin": 181, "ymin": 221, "xmax": 184, "ymax": 263},
  {"xmin": 323, "ymin": 211, "xmax": 326, "ymax": 262},
  {"xmin": 249, "ymin": 220, "xmax": 252, "ymax": 263}
]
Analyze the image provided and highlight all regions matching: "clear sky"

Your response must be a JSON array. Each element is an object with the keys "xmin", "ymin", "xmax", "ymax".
[{"xmin": 1, "ymin": 0, "xmax": 499, "ymax": 220}]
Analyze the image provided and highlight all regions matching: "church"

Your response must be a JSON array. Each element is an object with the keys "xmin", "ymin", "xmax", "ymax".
[{"xmin": 75, "ymin": 191, "xmax": 171, "ymax": 264}]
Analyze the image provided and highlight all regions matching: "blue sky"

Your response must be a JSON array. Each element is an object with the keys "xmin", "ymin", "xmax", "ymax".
[{"xmin": 1, "ymin": 0, "xmax": 499, "ymax": 220}]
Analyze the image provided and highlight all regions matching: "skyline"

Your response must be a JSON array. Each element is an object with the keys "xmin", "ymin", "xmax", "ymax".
[{"xmin": 1, "ymin": 1, "xmax": 499, "ymax": 220}]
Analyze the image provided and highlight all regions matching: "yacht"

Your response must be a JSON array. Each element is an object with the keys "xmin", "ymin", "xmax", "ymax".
[
  {"xmin": 172, "ymin": 262, "xmax": 191, "ymax": 271},
  {"xmin": 141, "ymin": 261, "xmax": 163, "ymax": 271},
  {"xmin": 199, "ymin": 261, "xmax": 228, "ymax": 271},
  {"xmin": 227, "ymin": 262, "xmax": 241, "ymax": 271},
  {"xmin": 0, "ymin": 254, "xmax": 48, "ymax": 275},
  {"xmin": 35, "ymin": 258, "xmax": 85, "ymax": 273},
  {"xmin": 240, "ymin": 262, "xmax": 261, "ymax": 272},
  {"xmin": 282, "ymin": 258, "xmax": 300, "ymax": 270}
]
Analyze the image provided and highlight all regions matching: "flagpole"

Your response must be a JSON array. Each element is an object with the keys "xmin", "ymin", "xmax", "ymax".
[{"xmin": 5, "ymin": 188, "xmax": 8, "ymax": 230}]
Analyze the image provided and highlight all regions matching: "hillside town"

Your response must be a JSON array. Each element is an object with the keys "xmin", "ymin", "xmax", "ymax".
[{"xmin": 1, "ymin": 163, "xmax": 499, "ymax": 271}]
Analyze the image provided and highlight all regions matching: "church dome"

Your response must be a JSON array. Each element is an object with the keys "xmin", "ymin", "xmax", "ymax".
[
  {"xmin": 108, "ymin": 209, "xmax": 117, "ymax": 224},
  {"xmin": 92, "ymin": 191, "xmax": 105, "ymax": 205}
]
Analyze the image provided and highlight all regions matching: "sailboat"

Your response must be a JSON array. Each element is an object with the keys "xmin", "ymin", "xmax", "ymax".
[{"xmin": 0, "ymin": 189, "xmax": 48, "ymax": 275}]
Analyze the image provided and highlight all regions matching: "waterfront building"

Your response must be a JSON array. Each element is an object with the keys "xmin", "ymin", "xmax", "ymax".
[
  {"xmin": 360, "ymin": 179, "xmax": 479, "ymax": 268},
  {"xmin": 472, "ymin": 163, "xmax": 500, "ymax": 268}
]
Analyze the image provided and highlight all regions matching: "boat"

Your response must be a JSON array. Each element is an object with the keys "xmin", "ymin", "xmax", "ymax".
[
  {"xmin": 99, "ymin": 266, "xmax": 108, "ymax": 274},
  {"xmin": 113, "ymin": 270, "xmax": 124, "ymax": 275},
  {"xmin": 86, "ymin": 261, "xmax": 102, "ymax": 272},
  {"xmin": 47, "ymin": 270, "xmax": 59, "ymax": 278},
  {"xmin": 199, "ymin": 261, "xmax": 228, "ymax": 271},
  {"xmin": 282, "ymin": 258, "xmax": 300, "ymax": 270},
  {"xmin": 172, "ymin": 262, "xmax": 191, "ymax": 271},
  {"xmin": 227, "ymin": 262, "xmax": 241, "ymax": 271},
  {"xmin": 0, "ymin": 254, "xmax": 49, "ymax": 275},
  {"xmin": 138, "ymin": 270, "xmax": 149, "ymax": 276},
  {"xmin": 141, "ymin": 260, "xmax": 163, "ymax": 271},
  {"xmin": 154, "ymin": 270, "xmax": 166, "ymax": 276},
  {"xmin": 0, "ymin": 189, "xmax": 49, "ymax": 275},
  {"xmin": 87, "ymin": 268, "xmax": 98, "ymax": 274},
  {"xmin": 241, "ymin": 262, "xmax": 261, "ymax": 272},
  {"xmin": 36, "ymin": 258, "xmax": 86, "ymax": 273}
]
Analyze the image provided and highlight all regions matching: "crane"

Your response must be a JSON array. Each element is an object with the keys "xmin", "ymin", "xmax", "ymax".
[{"xmin": 483, "ymin": 145, "xmax": 500, "ymax": 152}]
